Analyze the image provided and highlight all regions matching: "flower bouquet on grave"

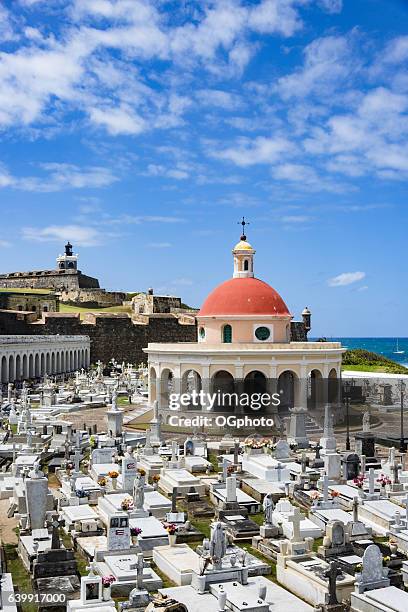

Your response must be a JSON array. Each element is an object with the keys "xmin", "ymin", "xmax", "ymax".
[
  {"xmin": 137, "ymin": 468, "xmax": 146, "ymax": 476},
  {"xmin": 377, "ymin": 474, "xmax": 391, "ymax": 492},
  {"xmin": 152, "ymin": 474, "xmax": 160, "ymax": 489},
  {"xmin": 98, "ymin": 476, "xmax": 107, "ymax": 487},
  {"xmin": 244, "ymin": 436, "xmax": 268, "ymax": 453},
  {"xmin": 330, "ymin": 490, "xmax": 339, "ymax": 498},
  {"xmin": 353, "ymin": 474, "xmax": 365, "ymax": 489},
  {"xmin": 165, "ymin": 523, "xmax": 178, "ymax": 547},
  {"xmin": 108, "ymin": 470, "xmax": 119, "ymax": 489},
  {"xmin": 389, "ymin": 539, "xmax": 398, "ymax": 557},
  {"xmin": 102, "ymin": 575, "xmax": 115, "ymax": 601},
  {"xmin": 130, "ymin": 526, "xmax": 142, "ymax": 545},
  {"xmin": 310, "ymin": 490, "xmax": 320, "ymax": 501},
  {"xmin": 66, "ymin": 461, "xmax": 74, "ymax": 475},
  {"xmin": 121, "ymin": 496, "xmax": 134, "ymax": 511},
  {"xmin": 227, "ymin": 465, "xmax": 235, "ymax": 476}
]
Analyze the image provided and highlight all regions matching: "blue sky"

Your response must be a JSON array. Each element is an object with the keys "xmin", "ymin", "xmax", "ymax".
[{"xmin": 0, "ymin": 0, "xmax": 407, "ymax": 337}]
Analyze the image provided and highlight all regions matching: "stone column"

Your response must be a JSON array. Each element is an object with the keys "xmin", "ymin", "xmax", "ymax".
[
  {"xmin": 201, "ymin": 365, "xmax": 211, "ymax": 412},
  {"xmin": 298, "ymin": 364, "xmax": 308, "ymax": 410},
  {"xmin": 266, "ymin": 365, "xmax": 278, "ymax": 414},
  {"xmin": 234, "ymin": 364, "xmax": 244, "ymax": 414}
]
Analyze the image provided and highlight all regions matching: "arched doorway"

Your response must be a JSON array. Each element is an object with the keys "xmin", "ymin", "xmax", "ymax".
[
  {"xmin": 181, "ymin": 369, "xmax": 202, "ymax": 410},
  {"xmin": 328, "ymin": 368, "xmax": 339, "ymax": 403},
  {"xmin": 244, "ymin": 370, "xmax": 267, "ymax": 413},
  {"xmin": 34, "ymin": 354, "xmax": 40, "ymax": 377},
  {"xmin": 160, "ymin": 369, "xmax": 174, "ymax": 410},
  {"xmin": 277, "ymin": 370, "xmax": 299, "ymax": 412},
  {"xmin": 211, "ymin": 370, "xmax": 235, "ymax": 411},
  {"xmin": 22, "ymin": 354, "xmax": 28, "ymax": 379},
  {"xmin": 8, "ymin": 355, "xmax": 14, "ymax": 381},
  {"xmin": 308, "ymin": 369, "xmax": 324, "ymax": 409},
  {"xmin": 15, "ymin": 355, "xmax": 21, "ymax": 381},
  {"xmin": 1, "ymin": 356, "xmax": 7, "ymax": 383}
]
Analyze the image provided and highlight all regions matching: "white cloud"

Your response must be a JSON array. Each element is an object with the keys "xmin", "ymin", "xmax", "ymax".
[
  {"xmin": 277, "ymin": 34, "xmax": 357, "ymax": 100},
  {"xmin": 145, "ymin": 164, "xmax": 189, "ymax": 180},
  {"xmin": 18, "ymin": 163, "xmax": 118, "ymax": 192},
  {"xmin": 197, "ymin": 89, "xmax": 243, "ymax": 110},
  {"xmin": 89, "ymin": 105, "xmax": 146, "ymax": 135},
  {"xmin": 0, "ymin": 6, "xmax": 15, "ymax": 42},
  {"xmin": 0, "ymin": 239, "xmax": 11, "ymax": 248},
  {"xmin": 248, "ymin": 0, "xmax": 303, "ymax": 36},
  {"xmin": 210, "ymin": 136, "xmax": 294, "ymax": 166},
  {"xmin": 304, "ymin": 86, "xmax": 408, "ymax": 179},
  {"xmin": 328, "ymin": 271, "xmax": 366, "ymax": 287},
  {"xmin": 317, "ymin": 0, "xmax": 343, "ymax": 14},
  {"xmin": 0, "ymin": 0, "xmax": 317, "ymax": 134},
  {"xmin": 22, "ymin": 225, "xmax": 103, "ymax": 246},
  {"xmin": 0, "ymin": 162, "xmax": 117, "ymax": 192},
  {"xmin": 380, "ymin": 35, "xmax": 408, "ymax": 65}
]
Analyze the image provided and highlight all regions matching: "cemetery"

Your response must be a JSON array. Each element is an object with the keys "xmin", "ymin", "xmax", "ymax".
[
  {"xmin": 2, "ymin": 362, "xmax": 408, "ymax": 612},
  {"xmin": 0, "ymin": 237, "xmax": 408, "ymax": 612}
]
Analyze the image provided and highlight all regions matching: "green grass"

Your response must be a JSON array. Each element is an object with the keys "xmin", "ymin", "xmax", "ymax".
[
  {"xmin": 189, "ymin": 516, "xmax": 212, "ymax": 539},
  {"xmin": 117, "ymin": 396, "xmax": 130, "ymax": 406},
  {"xmin": 151, "ymin": 562, "xmax": 177, "ymax": 589},
  {"xmin": 59, "ymin": 303, "xmax": 132, "ymax": 319},
  {"xmin": 0, "ymin": 288, "xmax": 55, "ymax": 295},
  {"xmin": 248, "ymin": 512, "xmax": 265, "ymax": 527},
  {"xmin": 342, "ymin": 349, "xmax": 408, "ymax": 374},
  {"xmin": 3, "ymin": 544, "xmax": 37, "ymax": 612},
  {"xmin": 208, "ymin": 451, "xmax": 220, "ymax": 473},
  {"xmin": 343, "ymin": 364, "xmax": 404, "ymax": 373},
  {"xmin": 59, "ymin": 529, "xmax": 88, "ymax": 576}
]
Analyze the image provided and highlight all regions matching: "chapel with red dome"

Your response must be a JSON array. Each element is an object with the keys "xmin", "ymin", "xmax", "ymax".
[
  {"xmin": 196, "ymin": 224, "xmax": 298, "ymax": 345},
  {"xmin": 145, "ymin": 220, "xmax": 343, "ymax": 426}
]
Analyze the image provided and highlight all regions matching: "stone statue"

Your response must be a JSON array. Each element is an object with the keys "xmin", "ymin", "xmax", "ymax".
[
  {"xmin": 209, "ymin": 522, "xmax": 227, "ymax": 569},
  {"xmin": 133, "ymin": 473, "xmax": 145, "ymax": 509},
  {"xmin": 111, "ymin": 389, "xmax": 118, "ymax": 411},
  {"xmin": 362, "ymin": 411, "xmax": 370, "ymax": 433},
  {"xmin": 263, "ymin": 493, "xmax": 274, "ymax": 526}
]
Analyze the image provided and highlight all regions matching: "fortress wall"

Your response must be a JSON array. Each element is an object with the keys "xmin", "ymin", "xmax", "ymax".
[
  {"xmin": 59, "ymin": 288, "xmax": 125, "ymax": 306},
  {"xmin": 0, "ymin": 310, "xmax": 197, "ymax": 365},
  {"xmin": 0, "ymin": 270, "xmax": 99, "ymax": 291},
  {"xmin": 77, "ymin": 273, "xmax": 100, "ymax": 289},
  {"xmin": 290, "ymin": 321, "xmax": 308, "ymax": 342}
]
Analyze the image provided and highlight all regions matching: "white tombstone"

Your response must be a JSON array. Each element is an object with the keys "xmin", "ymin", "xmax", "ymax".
[
  {"xmin": 324, "ymin": 453, "xmax": 341, "ymax": 482},
  {"xmin": 122, "ymin": 447, "xmax": 137, "ymax": 494},
  {"xmin": 25, "ymin": 463, "xmax": 49, "ymax": 530},
  {"xmin": 275, "ymin": 439, "xmax": 290, "ymax": 461},
  {"xmin": 225, "ymin": 475, "xmax": 237, "ymax": 504},
  {"xmin": 320, "ymin": 404, "xmax": 337, "ymax": 455},
  {"xmin": 107, "ymin": 513, "xmax": 130, "ymax": 551}
]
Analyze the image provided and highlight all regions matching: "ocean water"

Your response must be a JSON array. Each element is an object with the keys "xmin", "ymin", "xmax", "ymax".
[{"xmin": 313, "ymin": 337, "xmax": 408, "ymax": 368}]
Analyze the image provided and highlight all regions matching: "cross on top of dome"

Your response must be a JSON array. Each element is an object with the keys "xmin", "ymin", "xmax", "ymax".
[{"xmin": 238, "ymin": 216, "xmax": 249, "ymax": 241}]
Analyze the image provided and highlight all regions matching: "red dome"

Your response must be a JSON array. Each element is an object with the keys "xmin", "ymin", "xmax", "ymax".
[{"xmin": 198, "ymin": 277, "xmax": 290, "ymax": 317}]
